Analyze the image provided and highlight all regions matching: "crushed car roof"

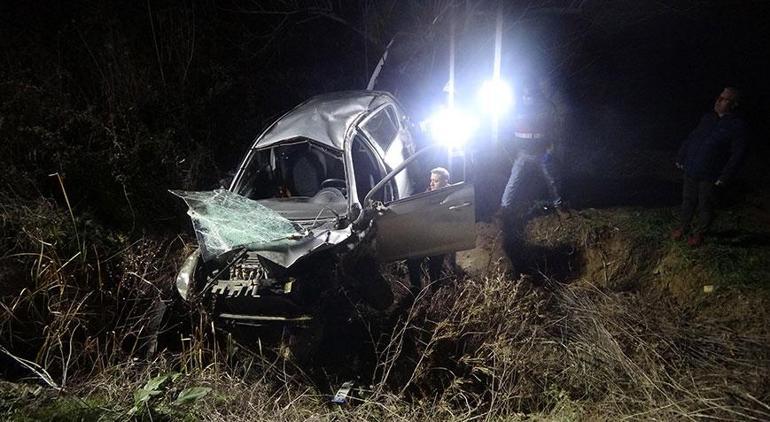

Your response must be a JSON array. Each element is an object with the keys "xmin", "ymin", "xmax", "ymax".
[{"xmin": 253, "ymin": 91, "xmax": 395, "ymax": 151}]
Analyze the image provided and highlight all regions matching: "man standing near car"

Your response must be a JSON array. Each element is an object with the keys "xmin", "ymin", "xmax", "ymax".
[
  {"xmin": 406, "ymin": 167, "xmax": 455, "ymax": 297},
  {"xmin": 500, "ymin": 78, "xmax": 563, "ymax": 216},
  {"xmin": 672, "ymin": 87, "xmax": 747, "ymax": 247}
]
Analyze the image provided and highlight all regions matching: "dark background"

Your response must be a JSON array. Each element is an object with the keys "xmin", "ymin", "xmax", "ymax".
[{"xmin": 1, "ymin": 0, "xmax": 768, "ymax": 234}]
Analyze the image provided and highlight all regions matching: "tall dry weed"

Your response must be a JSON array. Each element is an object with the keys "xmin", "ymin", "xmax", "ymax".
[
  {"xmin": 371, "ymin": 272, "xmax": 770, "ymax": 419},
  {"xmin": 0, "ymin": 193, "xmax": 185, "ymax": 386}
]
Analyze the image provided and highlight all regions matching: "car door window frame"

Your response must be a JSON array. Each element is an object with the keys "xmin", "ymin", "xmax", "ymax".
[
  {"xmin": 359, "ymin": 143, "xmax": 438, "ymax": 214},
  {"xmin": 348, "ymin": 134, "xmax": 395, "ymax": 206},
  {"xmin": 358, "ymin": 104, "xmax": 401, "ymax": 153}
]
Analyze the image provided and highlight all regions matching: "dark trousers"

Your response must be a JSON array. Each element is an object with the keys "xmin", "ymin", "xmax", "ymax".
[
  {"xmin": 501, "ymin": 151, "xmax": 562, "ymax": 208},
  {"xmin": 680, "ymin": 176, "xmax": 715, "ymax": 234},
  {"xmin": 407, "ymin": 254, "xmax": 451, "ymax": 295}
]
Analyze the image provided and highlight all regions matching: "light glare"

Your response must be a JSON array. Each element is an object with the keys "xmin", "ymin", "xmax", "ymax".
[
  {"xmin": 478, "ymin": 78, "xmax": 513, "ymax": 116},
  {"xmin": 426, "ymin": 107, "xmax": 478, "ymax": 149}
]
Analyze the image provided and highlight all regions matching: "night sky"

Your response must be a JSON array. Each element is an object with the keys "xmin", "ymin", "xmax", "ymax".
[{"xmin": 1, "ymin": 0, "xmax": 769, "ymax": 226}]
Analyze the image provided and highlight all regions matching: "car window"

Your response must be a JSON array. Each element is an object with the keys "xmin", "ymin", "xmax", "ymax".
[
  {"xmin": 361, "ymin": 106, "xmax": 399, "ymax": 151},
  {"xmin": 350, "ymin": 136, "xmax": 395, "ymax": 203}
]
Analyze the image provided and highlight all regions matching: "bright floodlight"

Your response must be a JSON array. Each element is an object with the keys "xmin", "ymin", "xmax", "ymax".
[
  {"xmin": 478, "ymin": 78, "xmax": 513, "ymax": 116},
  {"xmin": 426, "ymin": 107, "xmax": 478, "ymax": 149}
]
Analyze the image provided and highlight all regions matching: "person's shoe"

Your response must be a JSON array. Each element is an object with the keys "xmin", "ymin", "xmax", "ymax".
[
  {"xmin": 493, "ymin": 206, "xmax": 514, "ymax": 226},
  {"xmin": 670, "ymin": 227, "xmax": 685, "ymax": 241},
  {"xmin": 554, "ymin": 202, "xmax": 571, "ymax": 219},
  {"xmin": 687, "ymin": 233, "xmax": 704, "ymax": 247}
]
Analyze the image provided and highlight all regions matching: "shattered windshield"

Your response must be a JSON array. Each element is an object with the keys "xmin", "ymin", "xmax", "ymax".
[{"xmin": 170, "ymin": 189, "xmax": 300, "ymax": 261}]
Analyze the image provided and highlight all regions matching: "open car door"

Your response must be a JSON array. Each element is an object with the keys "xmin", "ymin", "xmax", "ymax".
[{"xmin": 374, "ymin": 182, "xmax": 475, "ymax": 261}]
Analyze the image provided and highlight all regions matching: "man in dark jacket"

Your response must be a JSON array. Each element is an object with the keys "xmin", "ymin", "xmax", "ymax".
[
  {"xmin": 500, "ymin": 80, "xmax": 562, "ymax": 213},
  {"xmin": 673, "ymin": 87, "xmax": 746, "ymax": 246}
]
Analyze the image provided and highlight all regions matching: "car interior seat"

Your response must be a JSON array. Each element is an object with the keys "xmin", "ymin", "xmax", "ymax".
[{"xmin": 292, "ymin": 154, "xmax": 323, "ymax": 197}]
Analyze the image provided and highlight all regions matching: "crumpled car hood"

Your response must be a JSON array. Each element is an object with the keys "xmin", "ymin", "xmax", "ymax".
[{"xmin": 170, "ymin": 189, "xmax": 351, "ymax": 267}]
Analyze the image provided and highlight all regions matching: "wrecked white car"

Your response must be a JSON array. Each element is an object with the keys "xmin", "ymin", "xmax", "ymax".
[{"xmin": 173, "ymin": 91, "xmax": 475, "ymax": 329}]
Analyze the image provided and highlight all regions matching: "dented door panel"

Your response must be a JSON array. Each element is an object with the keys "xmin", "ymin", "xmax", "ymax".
[{"xmin": 374, "ymin": 182, "xmax": 475, "ymax": 261}]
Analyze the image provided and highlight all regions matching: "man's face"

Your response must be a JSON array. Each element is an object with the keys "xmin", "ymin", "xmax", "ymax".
[
  {"xmin": 714, "ymin": 88, "xmax": 739, "ymax": 116},
  {"xmin": 429, "ymin": 173, "xmax": 448, "ymax": 191}
]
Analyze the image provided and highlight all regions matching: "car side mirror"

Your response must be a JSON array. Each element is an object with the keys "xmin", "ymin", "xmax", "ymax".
[
  {"xmin": 218, "ymin": 176, "xmax": 233, "ymax": 189},
  {"xmin": 350, "ymin": 203, "xmax": 362, "ymax": 220},
  {"xmin": 219, "ymin": 170, "xmax": 236, "ymax": 189}
]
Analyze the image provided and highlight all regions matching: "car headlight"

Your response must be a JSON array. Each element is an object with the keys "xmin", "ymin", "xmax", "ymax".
[{"xmin": 176, "ymin": 249, "xmax": 200, "ymax": 301}]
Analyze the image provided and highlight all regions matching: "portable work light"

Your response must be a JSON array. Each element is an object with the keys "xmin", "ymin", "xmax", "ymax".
[
  {"xmin": 425, "ymin": 106, "xmax": 478, "ymax": 149},
  {"xmin": 478, "ymin": 78, "xmax": 513, "ymax": 117}
]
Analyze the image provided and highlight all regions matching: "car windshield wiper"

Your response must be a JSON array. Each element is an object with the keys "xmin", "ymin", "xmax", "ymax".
[{"xmin": 307, "ymin": 206, "xmax": 340, "ymax": 231}]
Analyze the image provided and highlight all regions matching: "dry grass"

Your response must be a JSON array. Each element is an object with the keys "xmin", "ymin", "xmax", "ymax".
[
  {"xmin": 1, "ymin": 196, "xmax": 769, "ymax": 420},
  {"xmin": 0, "ymin": 194, "xmax": 187, "ymax": 385},
  {"xmin": 2, "ymin": 267, "xmax": 769, "ymax": 420},
  {"xmin": 370, "ymin": 272, "xmax": 770, "ymax": 420}
]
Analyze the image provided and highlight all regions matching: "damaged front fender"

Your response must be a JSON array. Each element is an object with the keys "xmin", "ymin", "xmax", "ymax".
[{"xmin": 247, "ymin": 225, "xmax": 352, "ymax": 268}]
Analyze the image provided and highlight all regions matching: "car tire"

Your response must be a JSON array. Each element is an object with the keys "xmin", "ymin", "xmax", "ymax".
[{"xmin": 359, "ymin": 272, "xmax": 394, "ymax": 310}]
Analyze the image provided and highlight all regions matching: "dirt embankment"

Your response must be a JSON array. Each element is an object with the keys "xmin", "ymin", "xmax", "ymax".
[{"xmin": 458, "ymin": 201, "xmax": 770, "ymax": 338}]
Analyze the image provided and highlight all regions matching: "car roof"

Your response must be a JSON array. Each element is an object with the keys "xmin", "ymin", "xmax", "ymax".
[{"xmin": 253, "ymin": 90, "xmax": 396, "ymax": 151}]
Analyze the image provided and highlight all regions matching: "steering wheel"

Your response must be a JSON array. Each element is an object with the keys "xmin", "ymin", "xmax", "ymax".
[{"xmin": 320, "ymin": 178, "xmax": 346, "ymax": 189}]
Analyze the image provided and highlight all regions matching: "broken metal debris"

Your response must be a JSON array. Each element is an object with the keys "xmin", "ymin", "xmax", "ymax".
[{"xmin": 331, "ymin": 381, "xmax": 355, "ymax": 405}]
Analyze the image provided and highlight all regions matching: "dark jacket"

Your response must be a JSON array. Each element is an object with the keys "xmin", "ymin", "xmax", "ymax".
[
  {"xmin": 677, "ymin": 112, "xmax": 747, "ymax": 183},
  {"xmin": 511, "ymin": 95, "xmax": 556, "ymax": 156}
]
